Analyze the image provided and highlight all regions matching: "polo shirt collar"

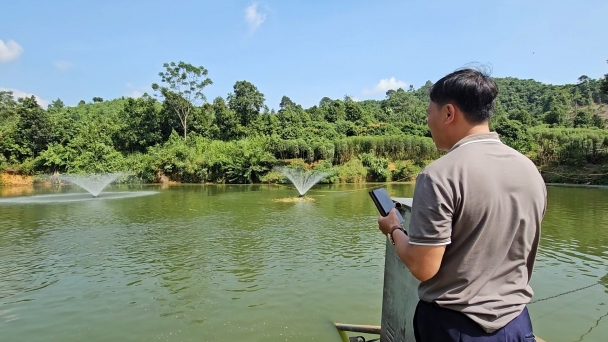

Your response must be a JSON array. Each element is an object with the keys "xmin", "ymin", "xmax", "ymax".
[{"xmin": 448, "ymin": 132, "xmax": 502, "ymax": 152}]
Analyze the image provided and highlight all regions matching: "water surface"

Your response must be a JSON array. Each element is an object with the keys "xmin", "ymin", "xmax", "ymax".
[{"xmin": 0, "ymin": 183, "xmax": 606, "ymax": 341}]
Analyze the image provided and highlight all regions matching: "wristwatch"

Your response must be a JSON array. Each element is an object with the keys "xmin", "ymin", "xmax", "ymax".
[{"xmin": 388, "ymin": 225, "xmax": 407, "ymax": 245}]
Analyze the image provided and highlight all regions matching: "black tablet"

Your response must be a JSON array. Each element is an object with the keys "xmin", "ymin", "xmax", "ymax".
[{"xmin": 369, "ymin": 187, "xmax": 404, "ymax": 223}]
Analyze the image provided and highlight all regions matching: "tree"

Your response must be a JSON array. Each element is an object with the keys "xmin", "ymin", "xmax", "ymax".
[
  {"xmin": 279, "ymin": 96, "xmax": 296, "ymax": 111},
  {"xmin": 591, "ymin": 114, "xmax": 605, "ymax": 129},
  {"xmin": 344, "ymin": 96, "xmax": 363, "ymax": 122},
  {"xmin": 601, "ymin": 74, "xmax": 608, "ymax": 95},
  {"xmin": 48, "ymin": 99, "xmax": 65, "ymax": 111},
  {"xmin": 212, "ymin": 97, "xmax": 241, "ymax": 141},
  {"xmin": 508, "ymin": 109, "xmax": 532, "ymax": 126},
  {"xmin": 92, "ymin": 97, "xmax": 103, "ymax": 103},
  {"xmin": 324, "ymin": 99, "xmax": 346, "ymax": 123},
  {"xmin": 543, "ymin": 92, "xmax": 571, "ymax": 126},
  {"xmin": 0, "ymin": 91, "xmax": 17, "ymax": 112},
  {"xmin": 276, "ymin": 107, "xmax": 307, "ymax": 139},
  {"xmin": 319, "ymin": 97, "xmax": 333, "ymax": 108},
  {"xmin": 491, "ymin": 117, "xmax": 531, "ymax": 152},
  {"xmin": 227, "ymin": 80, "xmax": 265, "ymax": 127},
  {"xmin": 381, "ymin": 88, "xmax": 427, "ymax": 125},
  {"xmin": 151, "ymin": 61, "xmax": 213, "ymax": 140},
  {"xmin": 15, "ymin": 96, "xmax": 53, "ymax": 158},
  {"xmin": 249, "ymin": 110, "xmax": 279, "ymax": 137},
  {"xmin": 113, "ymin": 96, "xmax": 164, "ymax": 153},
  {"xmin": 573, "ymin": 110, "xmax": 593, "ymax": 128}
]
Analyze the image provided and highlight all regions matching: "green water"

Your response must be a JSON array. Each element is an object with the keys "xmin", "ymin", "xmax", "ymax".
[{"xmin": 0, "ymin": 184, "xmax": 607, "ymax": 342}]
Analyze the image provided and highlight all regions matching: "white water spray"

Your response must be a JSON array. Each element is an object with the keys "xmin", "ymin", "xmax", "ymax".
[{"xmin": 274, "ymin": 167, "xmax": 328, "ymax": 197}]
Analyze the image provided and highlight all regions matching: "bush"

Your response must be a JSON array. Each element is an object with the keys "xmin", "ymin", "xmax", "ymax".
[
  {"xmin": 259, "ymin": 170, "xmax": 286, "ymax": 184},
  {"xmin": 529, "ymin": 127, "xmax": 608, "ymax": 166},
  {"xmin": 337, "ymin": 158, "xmax": 367, "ymax": 183},
  {"xmin": 312, "ymin": 159, "xmax": 340, "ymax": 183},
  {"xmin": 391, "ymin": 160, "xmax": 422, "ymax": 181},
  {"xmin": 360, "ymin": 152, "xmax": 390, "ymax": 182},
  {"xmin": 224, "ymin": 138, "xmax": 277, "ymax": 183}
]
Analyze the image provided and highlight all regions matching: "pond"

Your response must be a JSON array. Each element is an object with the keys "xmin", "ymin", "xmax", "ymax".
[{"xmin": 1, "ymin": 183, "xmax": 606, "ymax": 341}]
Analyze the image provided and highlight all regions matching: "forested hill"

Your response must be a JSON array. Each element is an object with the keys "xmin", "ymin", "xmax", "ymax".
[{"xmin": 2, "ymin": 62, "xmax": 608, "ymax": 185}]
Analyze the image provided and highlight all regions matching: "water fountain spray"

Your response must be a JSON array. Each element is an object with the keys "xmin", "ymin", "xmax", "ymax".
[
  {"xmin": 274, "ymin": 167, "xmax": 328, "ymax": 197},
  {"xmin": 58, "ymin": 172, "xmax": 125, "ymax": 198}
]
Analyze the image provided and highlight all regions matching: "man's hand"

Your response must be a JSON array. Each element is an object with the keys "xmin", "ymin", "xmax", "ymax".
[{"xmin": 378, "ymin": 208, "xmax": 403, "ymax": 235}]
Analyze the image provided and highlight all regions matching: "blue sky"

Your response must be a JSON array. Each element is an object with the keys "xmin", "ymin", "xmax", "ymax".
[{"xmin": 1, "ymin": 0, "xmax": 607, "ymax": 109}]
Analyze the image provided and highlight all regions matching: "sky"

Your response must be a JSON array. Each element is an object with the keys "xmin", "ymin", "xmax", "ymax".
[{"xmin": 1, "ymin": 0, "xmax": 607, "ymax": 109}]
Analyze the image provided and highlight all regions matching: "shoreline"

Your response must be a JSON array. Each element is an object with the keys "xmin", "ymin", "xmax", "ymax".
[
  {"xmin": 1, "ymin": 179, "xmax": 606, "ymax": 189},
  {"xmin": 545, "ymin": 183, "xmax": 608, "ymax": 190}
]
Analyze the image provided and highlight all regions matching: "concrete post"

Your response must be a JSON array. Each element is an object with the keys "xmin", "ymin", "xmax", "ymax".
[{"xmin": 380, "ymin": 198, "xmax": 419, "ymax": 342}]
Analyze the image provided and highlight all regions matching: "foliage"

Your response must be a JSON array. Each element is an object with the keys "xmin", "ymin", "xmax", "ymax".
[
  {"xmin": 601, "ymin": 73, "xmax": 608, "ymax": 95},
  {"xmin": 224, "ymin": 138, "xmax": 277, "ymax": 184},
  {"xmin": 391, "ymin": 160, "xmax": 423, "ymax": 182},
  {"xmin": 113, "ymin": 96, "xmax": 166, "ymax": 153},
  {"xmin": 336, "ymin": 158, "xmax": 367, "ymax": 183},
  {"xmin": 491, "ymin": 116, "xmax": 532, "ymax": 153},
  {"xmin": 14, "ymin": 96, "xmax": 53, "ymax": 159},
  {"xmin": 152, "ymin": 61, "xmax": 213, "ymax": 140},
  {"xmin": 3, "ymin": 60, "xmax": 608, "ymax": 184},
  {"xmin": 227, "ymin": 80, "xmax": 265, "ymax": 128},
  {"xmin": 360, "ymin": 152, "xmax": 390, "ymax": 182},
  {"xmin": 529, "ymin": 127, "xmax": 608, "ymax": 166},
  {"xmin": 311, "ymin": 160, "xmax": 340, "ymax": 183}
]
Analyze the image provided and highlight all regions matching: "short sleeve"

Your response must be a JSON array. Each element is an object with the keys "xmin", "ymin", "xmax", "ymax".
[{"xmin": 408, "ymin": 172, "xmax": 453, "ymax": 246}]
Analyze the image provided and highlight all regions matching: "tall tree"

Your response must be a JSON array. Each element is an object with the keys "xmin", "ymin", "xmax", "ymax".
[
  {"xmin": 279, "ymin": 95, "xmax": 295, "ymax": 110},
  {"xmin": 15, "ymin": 96, "xmax": 53, "ymax": 158},
  {"xmin": 227, "ymin": 80, "xmax": 265, "ymax": 127},
  {"xmin": 212, "ymin": 97, "xmax": 241, "ymax": 141},
  {"xmin": 113, "ymin": 96, "xmax": 164, "ymax": 153},
  {"xmin": 344, "ymin": 96, "xmax": 363, "ymax": 122},
  {"xmin": 151, "ymin": 61, "xmax": 213, "ymax": 140},
  {"xmin": 0, "ymin": 91, "xmax": 17, "ymax": 113},
  {"xmin": 543, "ymin": 91, "xmax": 571, "ymax": 126},
  {"xmin": 324, "ymin": 99, "xmax": 346, "ymax": 123}
]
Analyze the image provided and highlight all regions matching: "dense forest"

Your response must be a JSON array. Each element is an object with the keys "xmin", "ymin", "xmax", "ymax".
[{"xmin": 2, "ymin": 61, "xmax": 608, "ymax": 185}]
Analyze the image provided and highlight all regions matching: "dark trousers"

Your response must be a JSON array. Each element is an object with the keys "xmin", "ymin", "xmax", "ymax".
[{"xmin": 413, "ymin": 300, "xmax": 536, "ymax": 342}]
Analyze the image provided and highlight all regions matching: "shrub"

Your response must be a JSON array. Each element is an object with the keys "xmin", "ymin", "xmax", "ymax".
[
  {"xmin": 391, "ymin": 160, "xmax": 422, "ymax": 181},
  {"xmin": 337, "ymin": 158, "xmax": 367, "ymax": 183},
  {"xmin": 360, "ymin": 152, "xmax": 390, "ymax": 182}
]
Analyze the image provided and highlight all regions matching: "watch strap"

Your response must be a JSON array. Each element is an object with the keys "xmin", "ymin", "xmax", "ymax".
[{"xmin": 388, "ymin": 225, "xmax": 406, "ymax": 244}]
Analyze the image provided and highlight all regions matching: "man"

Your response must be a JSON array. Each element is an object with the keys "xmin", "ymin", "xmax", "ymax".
[{"xmin": 377, "ymin": 68, "xmax": 547, "ymax": 341}]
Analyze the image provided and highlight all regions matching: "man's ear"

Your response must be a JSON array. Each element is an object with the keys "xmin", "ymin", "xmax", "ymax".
[{"xmin": 444, "ymin": 104, "xmax": 456, "ymax": 124}]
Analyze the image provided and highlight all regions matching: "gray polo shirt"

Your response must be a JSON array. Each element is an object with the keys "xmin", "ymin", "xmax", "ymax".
[{"xmin": 408, "ymin": 131, "xmax": 547, "ymax": 333}]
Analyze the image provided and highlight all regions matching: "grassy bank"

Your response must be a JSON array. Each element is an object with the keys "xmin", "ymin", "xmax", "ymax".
[{"xmin": 3, "ymin": 162, "xmax": 608, "ymax": 188}]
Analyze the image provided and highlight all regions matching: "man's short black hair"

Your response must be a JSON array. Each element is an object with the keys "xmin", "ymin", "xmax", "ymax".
[{"xmin": 429, "ymin": 67, "xmax": 499, "ymax": 123}]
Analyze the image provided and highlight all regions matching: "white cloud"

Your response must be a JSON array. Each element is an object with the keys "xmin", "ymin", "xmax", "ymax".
[
  {"xmin": 0, "ymin": 87, "xmax": 49, "ymax": 107},
  {"xmin": 245, "ymin": 3, "xmax": 266, "ymax": 32},
  {"xmin": 362, "ymin": 77, "xmax": 408, "ymax": 95},
  {"xmin": 54, "ymin": 60, "xmax": 72, "ymax": 71},
  {"xmin": 125, "ymin": 83, "xmax": 148, "ymax": 98},
  {"xmin": 0, "ymin": 39, "xmax": 23, "ymax": 62}
]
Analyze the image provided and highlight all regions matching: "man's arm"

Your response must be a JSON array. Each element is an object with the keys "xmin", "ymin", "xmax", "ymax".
[
  {"xmin": 391, "ymin": 228, "xmax": 445, "ymax": 282},
  {"xmin": 378, "ymin": 208, "xmax": 446, "ymax": 282}
]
